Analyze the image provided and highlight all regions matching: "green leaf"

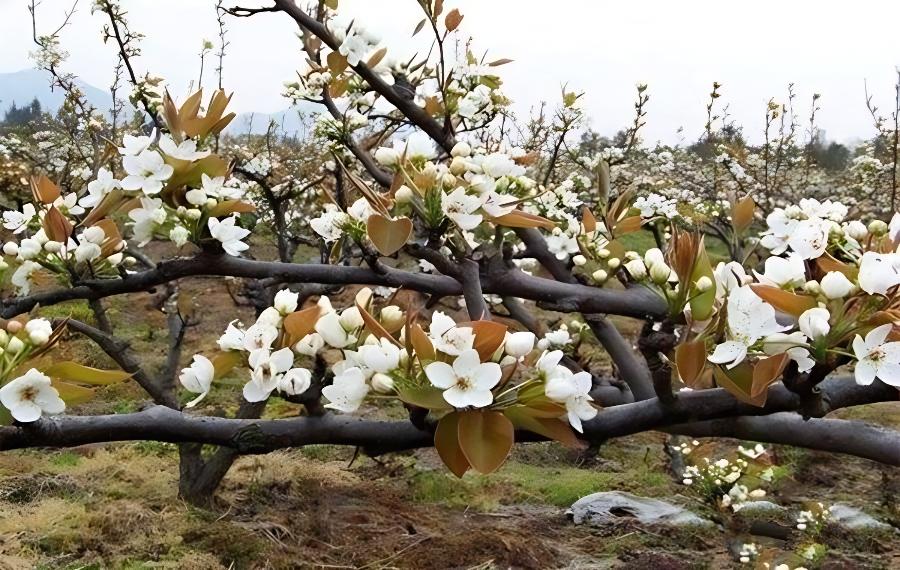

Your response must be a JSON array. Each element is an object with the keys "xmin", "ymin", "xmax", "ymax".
[
  {"xmin": 52, "ymin": 380, "xmax": 95, "ymax": 405},
  {"xmin": 41, "ymin": 362, "xmax": 132, "ymax": 386},
  {"xmin": 396, "ymin": 384, "xmax": 451, "ymax": 411},
  {"xmin": 457, "ymin": 410, "xmax": 514, "ymax": 474},
  {"xmin": 689, "ymin": 242, "xmax": 716, "ymax": 321},
  {"xmin": 0, "ymin": 403, "xmax": 12, "ymax": 426}
]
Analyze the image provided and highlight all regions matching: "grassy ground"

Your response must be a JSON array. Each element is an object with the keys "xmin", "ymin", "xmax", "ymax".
[{"xmin": 1, "ymin": 239, "xmax": 899, "ymax": 568}]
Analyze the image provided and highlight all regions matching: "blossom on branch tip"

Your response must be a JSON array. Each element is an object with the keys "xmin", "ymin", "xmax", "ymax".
[{"xmin": 425, "ymin": 348, "xmax": 501, "ymax": 408}]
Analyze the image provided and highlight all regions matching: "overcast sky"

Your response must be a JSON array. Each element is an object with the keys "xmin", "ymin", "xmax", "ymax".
[{"xmin": 2, "ymin": 0, "xmax": 900, "ymax": 145}]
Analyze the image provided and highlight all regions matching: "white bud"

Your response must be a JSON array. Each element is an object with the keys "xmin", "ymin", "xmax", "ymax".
[
  {"xmin": 572, "ymin": 254, "xmax": 587, "ymax": 266},
  {"xmin": 339, "ymin": 307, "xmax": 365, "ymax": 331},
  {"xmin": 802, "ymin": 280, "xmax": 821, "ymax": 295},
  {"xmin": 82, "ymin": 225, "xmax": 106, "ymax": 245},
  {"xmin": 186, "ymin": 208, "xmax": 202, "ymax": 220},
  {"xmin": 375, "ymin": 147, "xmax": 400, "ymax": 166},
  {"xmin": 649, "ymin": 262, "xmax": 671, "ymax": 284},
  {"xmin": 607, "ymin": 257, "xmax": 621, "ymax": 270},
  {"xmin": 451, "ymin": 141, "xmax": 472, "ymax": 158},
  {"xmin": 624, "ymin": 259, "xmax": 647, "ymax": 280},
  {"xmin": 43, "ymin": 241, "xmax": 62, "ymax": 253},
  {"xmin": 592, "ymin": 269, "xmax": 608, "ymax": 282},
  {"xmin": 596, "ymin": 248, "xmax": 610, "ymax": 259},
  {"xmin": 504, "ymin": 331, "xmax": 535, "ymax": 358},
  {"xmin": 6, "ymin": 336, "xmax": 25, "ymax": 354},
  {"xmin": 380, "ymin": 305, "xmax": 404, "ymax": 331},
  {"xmin": 644, "ymin": 248, "xmax": 665, "ymax": 268},
  {"xmin": 449, "ymin": 156, "xmax": 469, "ymax": 175},
  {"xmin": 3, "ymin": 242, "xmax": 18, "ymax": 256},
  {"xmin": 844, "ymin": 220, "xmax": 868, "ymax": 241},
  {"xmin": 819, "ymin": 271, "xmax": 853, "ymax": 299},
  {"xmin": 371, "ymin": 372, "xmax": 395, "ymax": 394},
  {"xmin": 695, "ymin": 275, "xmax": 713, "ymax": 292},
  {"xmin": 395, "ymin": 185, "xmax": 415, "ymax": 204}
]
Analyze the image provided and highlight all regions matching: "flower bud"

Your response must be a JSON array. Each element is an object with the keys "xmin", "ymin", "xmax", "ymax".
[
  {"xmin": 374, "ymin": 147, "xmax": 399, "ymax": 166},
  {"xmin": 449, "ymin": 156, "xmax": 468, "ymax": 175},
  {"xmin": 82, "ymin": 225, "xmax": 106, "ymax": 245},
  {"xmin": 6, "ymin": 336, "xmax": 24, "ymax": 354},
  {"xmin": 649, "ymin": 262, "xmax": 671, "ymax": 284},
  {"xmin": 624, "ymin": 259, "xmax": 647, "ymax": 280},
  {"xmin": 644, "ymin": 248, "xmax": 665, "ymax": 268},
  {"xmin": 820, "ymin": 271, "xmax": 853, "ymax": 299},
  {"xmin": 868, "ymin": 219, "xmax": 888, "ymax": 236},
  {"xmin": 451, "ymin": 141, "xmax": 472, "ymax": 158},
  {"xmin": 380, "ymin": 305, "xmax": 404, "ymax": 331},
  {"xmin": 844, "ymin": 220, "xmax": 868, "ymax": 241},
  {"xmin": 43, "ymin": 241, "xmax": 62, "ymax": 253},
  {"xmin": 442, "ymin": 173, "xmax": 457, "ymax": 188},
  {"xmin": 607, "ymin": 257, "xmax": 621, "ymax": 270},
  {"xmin": 504, "ymin": 331, "xmax": 535, "ymax": 358},
  {"xmin": 395, "ymin": 185, "xmax": 415, "ymax": 204},
  {"xmin": 695, "ymin": 276, "xmax": 713, "ymax": 292},
  {"xmin": 596, "ymin": 248, "xmax": 610, "ymax": 259},
  {"xmin": 802, "ymin": 280, "xmax": 821, "ymax": 295},
  {"xmin": 355, "ymin": 287, "xmax": 373, "ymax": 309},
  {"xmin": 592, "ymin": 269, "xmax": 608, "ymax": 282},
  {"xmin": 371, "ymin": 372, "xmax": 395, "ymax": 394},
  {"xmin": 6, "ymin": 321, "xmax": 23, "ymax": 334},
  {"xmin": 2, "ymin": 242, "xmax": 18, "ymax": 256},
  {"xmin": 186, "ymin": 208, "xmax": 202, "ymax": 220},
  {"xmin": 572, "ymin": 254, "xmax": 587, "ymax": 266},
  {"xmin": 799, "ymin": 307, "xmax": 830, "ymax": 340},
  {"xmin": 339, "ymin": 307, "xmax": 365, "ymax": 331}
]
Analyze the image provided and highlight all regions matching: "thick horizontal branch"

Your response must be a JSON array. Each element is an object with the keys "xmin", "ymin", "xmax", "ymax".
[
  {"xmin": 2, "ymin": 376, "xmax": 895, "ymax": 461},
  {"xmin": 2, "ymin": 253, "xmax": 667, "ymax": 320},
  {"xmin": 669, "ymin": 413, "xmax": 900, "ymax": 466}
]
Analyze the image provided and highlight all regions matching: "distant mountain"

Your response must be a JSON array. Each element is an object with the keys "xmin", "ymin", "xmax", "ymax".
[
  {"xmin": 227, "ymin": 103, "xmax": 320, "ymax": 138},
  {"xmin": 0, "ymin": 68, "xmax": 322, "ymax": 136},
  {"xmin": 0, "ymin": 68, "xmax": 120, "ymax": 116}
]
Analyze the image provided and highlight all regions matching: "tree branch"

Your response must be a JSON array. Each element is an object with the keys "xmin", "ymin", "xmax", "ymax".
[
  {"xmin": 669, "ymin": 413, "xmax": 900, "ymax": 466},
  {"xmin": 2, "ymin": 253, "xmax": 667, "ymax": 320}
]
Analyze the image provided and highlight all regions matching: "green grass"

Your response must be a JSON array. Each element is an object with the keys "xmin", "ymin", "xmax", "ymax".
[
  {"xmin": 410, "ymin": 459, "xmax": 673, "ymax": 510},
  {"xmin": 49, "ymin": 451, "xmax": 82, "ymax": 468},
  {"xmin": 36, "ymin": 300, "xmax": 95, "ymax": 322},
  {"xmin": 619, "ymin": 229, "xmax": 731, "ymax": 262}
]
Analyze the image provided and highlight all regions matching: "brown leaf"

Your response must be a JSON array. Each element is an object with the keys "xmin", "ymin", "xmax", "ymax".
[
  {"xmin": 582, "ymin": 206, "xmax": 597, "ymax": 234},
  {"xmin": 43, "ymin": 205, "xmax": 73, "ymax": 243},
  {"xmin": 357, "ymin": 302, "xmax": 402, "ymax": 346},
  {"xmin": 410, "ymin": 323, "xmax": 435, "ymax": 361},
  {"xmin": 327, "ymin": 51, "xmax": 349, "ymax": 75},
  {"xmin": 469, "ymin": 320, "xmax": 508, "ymax": 361},
  {"xmin": 490, "ymin": 210, "xmax": 555, "ymax": 230},
  {"xmin": 283, "ymin": 306, "xmax": 322, "ymax": 344},
  {"xmin": 212, "ymin": 351, "xmax": 244, "ymax": 379},
  {"xmin": 732, "ymin": 195, "xmax": 755, "ymax": 234},
  {"xmin": 208, "ymin": 200, "xmax": 257, "ymax": 218},
  {"xmin": 367, "ymin": 214, "xmax": 413, "ymax": 256},
  {"xmin": 444, "ymin": 8, "xmax": 464, "ymax": 31},
  {"xmin": 751, "ymin": 352, "xmax": 790, "ymax": 398},
  {"xmin": 675, "ymin": 339, "xmax": 707, "ymax": 388},
  {"xmin": 30, "ymin": 175, "xmax": 61, "ymax": 205},
  {"xmin": 713, "ymin": 363, "xmax": 767, "ymax": 407},
  {"xmin": 457, "ymin": 410, "xmax": 514, "ymax": 474},
  {"xmin": 367, "ymin": 47, "xmax": 388, "ymax": 69},
  {"xmin": 434, "ymin": 412, "xmax": 469, "ymax": 477},
  {"xmin": 749, "ymin": 284, "xmax": 817, "ymax": 317}
]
